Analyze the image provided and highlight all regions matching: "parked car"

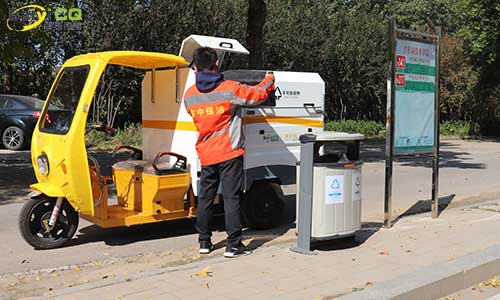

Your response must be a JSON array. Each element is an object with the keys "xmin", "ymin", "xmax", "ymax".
[{"xmin": 0, "ymin": 94, "xmax": 45, "ymax": 150}]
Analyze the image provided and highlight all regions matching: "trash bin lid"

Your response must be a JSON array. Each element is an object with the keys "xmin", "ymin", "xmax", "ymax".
[{"xmin": 300, "ymin": 131, "xmax": 365, "ymax": 143}]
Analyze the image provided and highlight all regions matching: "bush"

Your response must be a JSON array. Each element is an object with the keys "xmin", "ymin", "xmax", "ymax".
[
  {"xmin": 325, "ymin": 119, "xmax": 481, "ymax": 139},
  {"xmin": 440, "ymin": 121, "xmax": 480, "ymax": 138},
  {"xmin": 86, "ymin": 123, "xmax": 142, "ymax": 149},
  {"xmin": 325, "ymin": 120, "xmax": 386, "ymax": 139}
]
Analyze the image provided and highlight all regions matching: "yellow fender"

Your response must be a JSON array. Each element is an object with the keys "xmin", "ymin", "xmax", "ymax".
[{"xmin": 30, "ymin": 183, "xmax": 64, "ymax": 198}]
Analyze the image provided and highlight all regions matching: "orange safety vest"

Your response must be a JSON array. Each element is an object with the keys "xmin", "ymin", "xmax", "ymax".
[{"xmin": 184, "ymin": 74, "xmax": 274, "ymax": 166}]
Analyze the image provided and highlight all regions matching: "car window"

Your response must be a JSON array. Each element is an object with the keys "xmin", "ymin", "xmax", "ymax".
[
  {"xmin": 40, "ymin": 65, "xmax": 90, "ymax": 134},
  {"xmin": 4, "ymin": 99, "xmax": 15, "ymax": 109}
]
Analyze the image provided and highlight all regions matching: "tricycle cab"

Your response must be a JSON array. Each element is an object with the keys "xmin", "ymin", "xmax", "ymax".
[{"xmin": 28, "ymin": 52, "xmax": 191, "ymax": 233}]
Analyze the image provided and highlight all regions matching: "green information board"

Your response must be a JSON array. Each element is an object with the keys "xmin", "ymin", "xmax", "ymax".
[
  {"xmin": 384, "ymin": 17, "xmax": 441, "ymax": 228},
  {"xmin": 393, "ymin": 39, "xmax": 437, "ymax": 154}
]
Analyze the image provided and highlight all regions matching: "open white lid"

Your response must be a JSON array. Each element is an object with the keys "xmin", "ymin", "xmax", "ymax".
[{"xmin": 179, "ymin": 35, "xmax": 249, "ymax": 63}]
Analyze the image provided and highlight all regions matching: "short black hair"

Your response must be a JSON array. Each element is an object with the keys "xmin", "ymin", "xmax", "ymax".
[{"xmin": 192, "ymin": 47, "xmax": 218, "ymax": 71}]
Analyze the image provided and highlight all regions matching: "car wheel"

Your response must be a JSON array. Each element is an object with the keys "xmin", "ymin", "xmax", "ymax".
[{"xmin": 2, "ymin": 126, "xmax": 26, "ymax": 150}]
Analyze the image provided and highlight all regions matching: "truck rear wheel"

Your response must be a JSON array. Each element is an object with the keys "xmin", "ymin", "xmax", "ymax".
[
  {"xmin": 18, "ymin": 196, "xmax": 79, "ymax": 249},
  {"xmin": 242, "ymin": 181, "xmax": 284, "ymax": 230}
]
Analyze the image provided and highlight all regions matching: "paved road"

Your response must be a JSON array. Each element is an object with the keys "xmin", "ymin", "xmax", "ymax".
[{"xmin": 1, "ymin": 139, "xmax": 499, "ymax": 276}]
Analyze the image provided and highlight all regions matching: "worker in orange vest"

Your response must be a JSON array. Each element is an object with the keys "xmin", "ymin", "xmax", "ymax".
[{"xmin": 184, "ymin": 47, "xmax": 275, "ymax": 258}]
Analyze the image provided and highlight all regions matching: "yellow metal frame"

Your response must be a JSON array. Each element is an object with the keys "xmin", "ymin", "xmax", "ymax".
[{"xmin": 30, "ymin": 51, "xmax": 191, "ymax": 228}]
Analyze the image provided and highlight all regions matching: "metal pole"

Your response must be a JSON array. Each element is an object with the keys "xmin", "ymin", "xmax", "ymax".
[
  {"xmin": 431, "ymin": 27, "xmax": 441, "ymax": 218},
  {"xmin": 291, "ymin": 134, "xmax": 317, "ymax": 255},
  {"xmin": 384, "ymin": 17, "xmax": 396, "ymax": 228}
]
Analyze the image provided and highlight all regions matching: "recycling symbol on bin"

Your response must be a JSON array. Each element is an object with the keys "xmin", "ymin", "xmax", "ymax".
[{"xmin": 331, "ymin": 179, "xmax": 341, "ymax": 189}]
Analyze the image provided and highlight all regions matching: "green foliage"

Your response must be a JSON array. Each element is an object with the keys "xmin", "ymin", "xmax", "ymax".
[
  {"xmin": 440, "ymin": 120, "xmax": 480, "ymax": 138},
  {"xmin": 384, "ymin": 0, "xmax": 454, "ymax": 31},
  {"xmin": 454, "ymin": 0, "xmax": 500, "ymax": 65},
  {"xmin": 264, "ymin": 0, "xmax": 388, "ymax": 120},
  {"xmin": 2, "ymin": 0, "xmax": 500, "ymax": 135},
  {"xmin": 325, "ymin": 120, "xmax": 386, "ymax": 139},
  {"xmin": 86, "ymin": 123, "xmax": 142, "ymax": 149},
  {"xmin": 439, "ymin": 34, "xmax": 480, "ymax": 122},
  {"xmin": 326, "ymin": 120, "xmax": 480, "ymax": 139}
]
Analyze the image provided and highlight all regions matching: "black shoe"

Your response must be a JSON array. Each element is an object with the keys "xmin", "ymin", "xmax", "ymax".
[
  {"xmin": 199, "ymin": 240, "xmax": 214, "ymax": 254},
  {"xmin": 224, "ymin": 243, "xmax": 252, "ymax": 258}
]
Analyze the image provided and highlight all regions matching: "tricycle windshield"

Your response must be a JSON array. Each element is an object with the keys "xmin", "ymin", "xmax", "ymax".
[{"xmin": 40, "ymin": 65, "xmax": 90, "ymax": 134}]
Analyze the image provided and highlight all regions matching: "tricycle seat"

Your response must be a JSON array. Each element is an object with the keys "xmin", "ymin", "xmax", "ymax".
[{"xmin": 112, "ymin": 160, "xmax": 187, "ymax": 175}]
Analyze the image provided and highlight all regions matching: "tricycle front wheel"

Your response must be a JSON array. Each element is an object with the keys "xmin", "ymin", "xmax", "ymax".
[{"xmin": 18, "ymin": 196, "xmax": 79, "ymax": 249}]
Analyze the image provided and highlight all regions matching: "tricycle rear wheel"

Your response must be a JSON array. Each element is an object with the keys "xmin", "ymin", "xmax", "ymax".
[{"xmin": 18, "ymin": 196, "xmax": 79, "ymax": 249}]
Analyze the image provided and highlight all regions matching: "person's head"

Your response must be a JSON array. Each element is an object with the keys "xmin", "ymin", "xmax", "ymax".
[{"xmin": 192, "ymin": 47, "xmax": 219, "ymax": 72}]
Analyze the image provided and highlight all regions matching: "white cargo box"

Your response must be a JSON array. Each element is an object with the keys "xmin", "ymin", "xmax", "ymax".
[{"xmin": 141, "ymin": 35, "xmax": 325, "ymax": 194}]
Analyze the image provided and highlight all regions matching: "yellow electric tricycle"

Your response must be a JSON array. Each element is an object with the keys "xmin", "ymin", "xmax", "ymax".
[{"xmin": 19, "ymin": 51, "xmax": 197, "ymax": 249}]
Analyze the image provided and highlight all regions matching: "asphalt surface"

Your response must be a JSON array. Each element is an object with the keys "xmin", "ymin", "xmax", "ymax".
[{"xmin": 1, "ymin": 139, "xmax": 500, "ymax": 276}]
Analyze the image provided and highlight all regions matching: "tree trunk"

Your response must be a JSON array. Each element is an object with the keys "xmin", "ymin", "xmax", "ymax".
[
  {"xmin": 247, "ymin": 0, "xmax": 266, "ymax": 69},
  {"xmin": 2, "ymin": 63, "xmax": 13, "ymax": 94}
]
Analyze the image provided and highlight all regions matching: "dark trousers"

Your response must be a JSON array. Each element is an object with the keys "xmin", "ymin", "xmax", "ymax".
[{"xmin": 196, "ymin": 155, "xmax": 243, "ymax": 247}]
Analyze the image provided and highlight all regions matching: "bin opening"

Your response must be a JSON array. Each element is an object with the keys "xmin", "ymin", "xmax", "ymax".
[{"xmin": 315, "ymin": 141, "xmax": 360, "ymax": 163}]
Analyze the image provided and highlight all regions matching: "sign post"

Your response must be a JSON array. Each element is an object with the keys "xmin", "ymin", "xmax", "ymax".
[{"xmin": 384, "ymin": 17, "xmax": 441, "ymax": 227}]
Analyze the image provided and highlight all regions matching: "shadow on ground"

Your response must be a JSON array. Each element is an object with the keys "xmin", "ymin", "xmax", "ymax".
[
  {"xmin": 360, "ymin": 141, "xmax": 486, "ymax": 169},
  {"xmin": 65, "ymin": 192, "xmax": 456, "ymax": 251},
  {"xmin": 0, "ymin": 150, "xmax": 130, "ymax": 206},
  {"xmin": 391, "ymin": 194, "xmax": 456, "ymax": 226},
  {"xmin": 66, "ymin": 195, "xmax": 297, "ymax": 251},
  {"xmin": 0, "ymin": 151, "xmax": 35, "ymax": 205}
]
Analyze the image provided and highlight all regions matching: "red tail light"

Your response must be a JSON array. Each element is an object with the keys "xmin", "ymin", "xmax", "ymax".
[{"xmin": 32, "ymin": 111, "xmax": 41, "ymax": 118}]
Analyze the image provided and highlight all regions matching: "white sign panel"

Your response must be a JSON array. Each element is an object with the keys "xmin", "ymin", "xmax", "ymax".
[
  {"xmin": 325, "ymin": 175, "xmax": 344, "ymax": 204},
  {"xmin": 352, "ymin": 169, "xmax": 361, "ymax": 202}
]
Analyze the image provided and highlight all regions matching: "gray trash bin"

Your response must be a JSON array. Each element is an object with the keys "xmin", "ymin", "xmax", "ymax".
[{"xmin": 296, "ymin": 131, "xmax": 364, "ymax": 242}]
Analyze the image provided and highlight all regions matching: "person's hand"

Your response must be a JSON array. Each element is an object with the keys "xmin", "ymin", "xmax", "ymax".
[{"xmin": 266, "ymin": 71, "xmax": 275, "ymax": 81}]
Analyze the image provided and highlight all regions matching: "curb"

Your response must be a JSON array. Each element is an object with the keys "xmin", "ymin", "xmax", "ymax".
[
  {"xmin": 335, "ymin": 243, "xmax": 500, "ymax": 300},
  {"xmin": 447, "ymin": 190, "xmax": 500, "ymax": 210}
]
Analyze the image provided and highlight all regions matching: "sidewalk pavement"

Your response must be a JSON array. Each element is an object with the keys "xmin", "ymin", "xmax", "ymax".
[{"xmin": 21, "ymin": 201, "xmax": 500, "ymax": 300}]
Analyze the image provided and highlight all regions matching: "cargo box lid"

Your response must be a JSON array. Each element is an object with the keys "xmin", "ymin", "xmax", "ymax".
[{"xmin": 179, "ymin": 35, "xmax": 249, "ymax": 63}]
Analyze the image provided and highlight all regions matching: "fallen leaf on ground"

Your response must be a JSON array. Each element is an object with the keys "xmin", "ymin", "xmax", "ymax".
[
  {"xmin": 196, "ymin": 267, "xmax": 213, "ymax": 277},
  {"xmin": 35, "ymin": 276, "xmax": 40, "ymax": 281},
  {"xmin": 379, "ymin": 251, "xmax": 390, "ymax": 256},
  {"xmin": 352, "ymin": 287, "xmax": 364, "ymax": 292},
  {"xmin": 483, "ymin": 277, "xmax": 500, "ymax": 288},
  {"xmin": 74, "ymin": 266, "xmax": 81, "ymax": 272},
  {"xmin": 204, "ymin": 283, "xmax": 209, "ymax": 289},
  {"xmin": 365, "ymin": 282, "xmax": 373, "ymax": 286}
]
